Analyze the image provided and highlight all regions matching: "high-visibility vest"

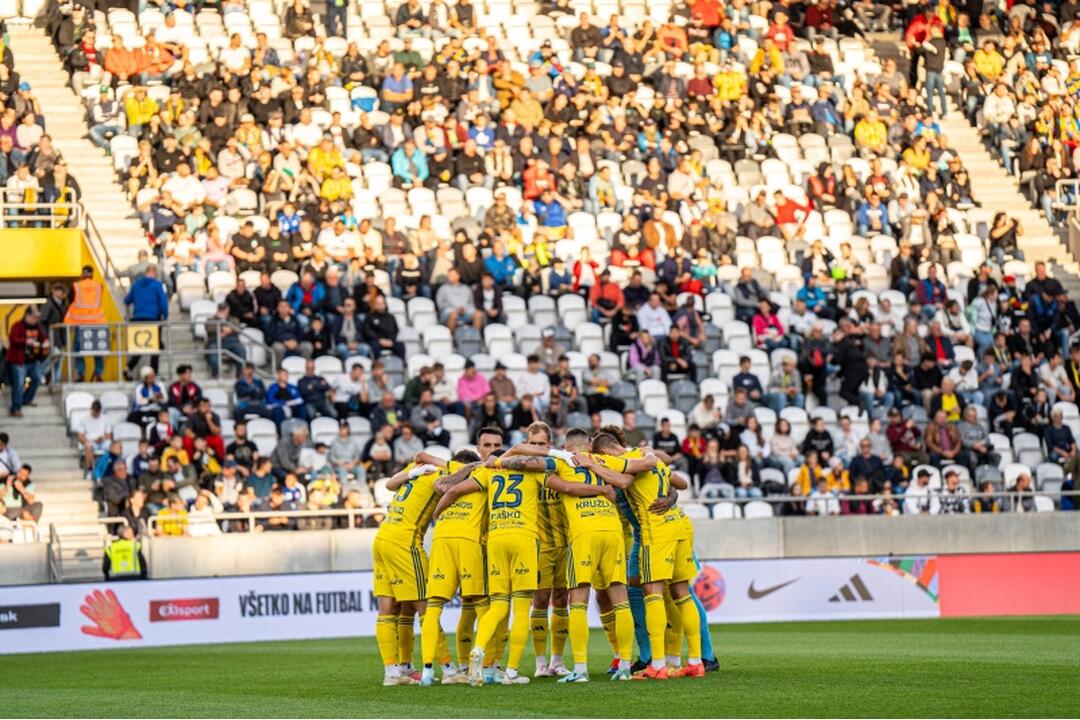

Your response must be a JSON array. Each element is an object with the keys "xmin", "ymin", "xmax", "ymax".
[
  {"xmin": 65, "ymin": 279, "xmax": 106, "ymax": 324},
  {"xmin": 105, "ymin": 538, "xmax": 141, "ymax": 577}
]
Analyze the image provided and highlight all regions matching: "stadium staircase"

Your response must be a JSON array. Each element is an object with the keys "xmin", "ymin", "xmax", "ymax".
[
  {"xmin": 8, "ymin": 393, "xmax": 105, "ymax": 581},
  {"xmin": 9, "ymin": 25, "xmax": 148, "ymax": 271},
  {"xmin": 938, "ymin": 115, "xmax": 1079, "ymax": 272}
]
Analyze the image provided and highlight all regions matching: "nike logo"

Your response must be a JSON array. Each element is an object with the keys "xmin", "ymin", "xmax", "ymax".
[{"xmin": 747, "ymin": 578, "xmax": 799, "ymax": 599}]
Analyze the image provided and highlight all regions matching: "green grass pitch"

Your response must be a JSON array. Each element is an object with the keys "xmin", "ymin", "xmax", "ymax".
[{"xmin": 4, "ymin": 617, "xmax": 1079, "ymax": 717}]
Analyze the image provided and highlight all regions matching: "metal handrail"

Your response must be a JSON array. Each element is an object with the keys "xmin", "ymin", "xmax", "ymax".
[
  {"xmin": 146, "ymin": 507, "xmax": 385, "ymax": 533},
  {"xmin": 47, "ymin": 523, "xmax": 62, "ymax": 582},
  {"xmin": 688, "ymin": 489, "xmax": 1078, "ymax": 505},
  {"xmin": 1054, "ymin": 179, "xmax": 1080, "ymax": 213},
  {"xmin": 55, "ymin": 318, "xmax": 277, "ymax": 383},
  {"xmin": 0, "ymin": 200, "xmax": 82, "ymax": 229},
  {"xmin": 138, "ymin": 488, "xmax": 1078, "ymax": 534}
]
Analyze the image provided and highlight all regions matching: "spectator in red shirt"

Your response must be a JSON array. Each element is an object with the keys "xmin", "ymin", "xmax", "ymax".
[
  {"xmin": 6, "ymin": 308, "xmax": 48, "ymax": 418},
  {"xmin": 765, "ymin": 11, "xmax": 796, "ymax": 51},
  {"xmin": 772, "ymin": 190, "xmax": 812, "ymax": 242},
  {"xmin": 522, "ymin": 158, "xmax": 557, "ymax": 200},
  {"xmin": 588, "ymin": 268, "xmax": 625, "ymax": 322},
  {"xmin": 691, "ymin": 0, "xmax": 723, "ymax": 28}
]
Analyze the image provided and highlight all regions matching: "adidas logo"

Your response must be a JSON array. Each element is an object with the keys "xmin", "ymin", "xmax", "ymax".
[{"xmin": 829, "ymin": 575, "xmax": 873, "ymax": 603}]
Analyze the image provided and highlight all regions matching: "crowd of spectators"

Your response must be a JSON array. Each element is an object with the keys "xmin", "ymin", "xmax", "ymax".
[
  {"xmin": 949, "ymin": 0, "xmax": 1080, "ymax": 230},
  {"xmin": 30, "ymin": 0, "xmax": 1080, "ymax": 529}
]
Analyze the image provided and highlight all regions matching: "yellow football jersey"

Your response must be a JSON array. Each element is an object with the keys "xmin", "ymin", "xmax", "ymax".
[
  {"xmin": 377, "ymin": 462, "xmax": 442, "ymax": 546},
  {"xmin": 598, "ymin": 450, "xmax": 687, "ymax": 545},
  {"xmin": 553, "ymin": 457, "xmax": 622, "ymax": 541},
  {"xmin": 472, "ymin": 465, "xmax": 547, "ymax": 539},
  {"xmin": 538, "ymin": 480, "xmax": 569, "ymax": 548},
  {"xmin": 432, "ymin": 460, "xmax": 488, "ymax": 542}
]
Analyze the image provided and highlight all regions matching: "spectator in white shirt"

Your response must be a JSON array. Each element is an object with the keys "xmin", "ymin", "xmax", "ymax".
[
  {"xmin": 806, "ymin": 478, "xmax": 841, "ymax": 515},
  {"xmin": 76, "ymin": 400, "xmax": 114, "ymax": 477},
  {"xmin": 903, "ymin": 469, "xmax": 941, "ymax": 515},
  {"xmin": 518, "ymin": 354, "xmax": 552, "ymax": 412},
  {"xmin": 636, "ymin": 292, "xmax": 672, "ymax": 338}
]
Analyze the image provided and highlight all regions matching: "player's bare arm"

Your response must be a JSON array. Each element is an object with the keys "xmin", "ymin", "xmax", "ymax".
[
  {"xmin": 573, "ymin": 452, "xmax": 634, "ymax": 489},
  {"xmin": 623, "ymin": 453, "xmax": 660, "ymax": 475},
  {"xmin": 413, "ymin": 450, "xmax": 450, "ymax": 469},
  {"xmin": 487, "ymin": 454, "xmax": 554, "ymax": 472},
  {"xmin": 502, "ymin": 442, "xmax": 549, "ymax": 457},
  {"xmin": 385, "ymin": 464, "xmax": 433, "ymax": 492},
  {"xmin": 649, "ymin": 486, "xmax": 679, "ymax": 514},
  {"xmin": 433, "ymin": 461, "xmax": 482, "ymax": 494},
  {"xmin": 546, "ymin": 473, "xmax": 617, "ymax": 501}
]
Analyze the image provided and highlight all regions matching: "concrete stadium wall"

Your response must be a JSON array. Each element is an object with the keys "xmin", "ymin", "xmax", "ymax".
[
  {"xmin": 139, "ymin": 515, "xmax": 1080, "ymax": 580},
  {"xmin": 0, "ymin": 544, "xmax": 50, "ymax": 585}
]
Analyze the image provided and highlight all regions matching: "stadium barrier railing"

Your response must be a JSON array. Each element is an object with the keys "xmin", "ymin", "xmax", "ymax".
[
  {"xmin": 144, "ymin": 507, "xmax": 386, "ymax": 536},
  {"xmin": 53, "ymin": 318, "xmax": 278, "ymax": 383},
  {"xmin": 134, "ymin": 490, "xmax": 1077, "ymax": 537}
]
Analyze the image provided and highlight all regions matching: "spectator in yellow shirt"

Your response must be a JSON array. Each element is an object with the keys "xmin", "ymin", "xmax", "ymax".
[
  {"xmin": 749, "ymin": 37, "xmax": 785, "ymax": 75},
  {"xmin": 854, "ymin": 109, "xmax": 888, "ymax": 155},
  {"xmin": 320, "ymin": 165, "xmax": 354, "ymax": 203},
  {"xmin": 155, "ymin": 495, "xmax": 189, "ymax": 537},
  {"xmin": 124, "ymin": 86, "xmax": 159, "ymax": 135},
  {"xmin": 972, "ymin": 41, "xmax": 1004, "ymax": 81},
  {"xmin": 307, "ymin": 137, "xmax": 345, "ymax": 180},
  {"xmin": 713, "ymin": 65, "xmax": 746, "ymax": 101}
]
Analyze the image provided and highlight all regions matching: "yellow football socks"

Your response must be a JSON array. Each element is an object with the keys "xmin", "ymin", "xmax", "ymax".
[
  {"xmin": 507, "ymin": 592, "xmax": 533, "ymax": 671},
  {"xmin": 375, "ymin": 615, "xmax": 399, "ymax": 668},
  {"xmin": 644, "ymin": 593, "xmax": 667, "ymax": 670},
  {"xmin": 397, "ymin": 613, "xmax": 415, "ymax": 668},
  {"xmin": 530, "ymin": 607, "xmax": 549, "ymax": 659},
  {"xmin": 569, "ymin": 602, "xmax": 590, "ymax": 665},
  {"xmin": 456, "ymin": 600, "xmax": 478, "ymax": 665},
  {"xmin": 599, "ymin": 609, "xmax": 619, "ymax": 656},
  {"xmin": 664, "ymin": 592, "xmax": 683, "ymax": 662},
  {"xmin": 551, "ymin": 605, "xmax": 569, "ymax": 658},
  {"xmin": 420, "ymin": 600, "xmax": 442, "ymax": 666},
  {"xmin": 676, "ymin": 594, "xmax": 703, "ymax": 663},
  {"xmin": 612, "ymin": 600, "xmax": 634, "ymax": 669},
  {"xmin": 476, "ymin": 594, "xmax": 509, "ymax": 666}
]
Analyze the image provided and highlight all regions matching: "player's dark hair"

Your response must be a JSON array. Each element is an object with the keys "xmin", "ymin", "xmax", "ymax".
[
  {"xmin": 598, "ymin": 424, "xmax": 627, "ymax": 446},
  {"xmin": 452, "ymin": 449, "xmax": 481, "ymax": 463},
  {"xmin": 591, "ymin": 432, "xmax": 621, "ymax": 454},
  {"xmin": 476, "ymin": 426, "xmax": 505, "ymax": 443},
  {"xmin": 565, "ymin": 428, "xmax": 589, "ymax": 443}
]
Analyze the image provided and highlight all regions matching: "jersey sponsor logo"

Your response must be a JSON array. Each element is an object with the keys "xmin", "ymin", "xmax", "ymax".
[
  {"xmin": 150, "ymin": 598, "xmax": 220, "ymax": 622},
  {"xmin": 747, "ymin": 578, "xmax": 799, "ymax": 600}
]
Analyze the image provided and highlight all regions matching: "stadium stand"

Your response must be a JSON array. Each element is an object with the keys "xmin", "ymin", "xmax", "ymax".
[{"xmin": 2, "ymin": 0, "xmax": 1080, "ymax": 578}]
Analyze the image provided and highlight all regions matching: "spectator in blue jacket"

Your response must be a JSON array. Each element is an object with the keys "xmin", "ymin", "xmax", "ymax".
[
  {"xmin": 284, "ymin": 271, "xmax": 326, "ymax": 323},
  {"xmin": 268, "ymin": 300, "xmax": 312, "ymax": 364},
  {"xmin": 532, "ymin": 189, "xmax": 568, "ymax": 234},
  {"xmin": 856, "ymin": 192, "xmax": 892, "ymax": 237},
  {"xmin": 233, "ymin": 362, "xmax": 274, "ymax": 422},
  {"xmin": 266, "ymin": 368, "xmax": 303, "ymax": 426},
  {"xmin": 123, "ymin": 264, "xmax": 169, "ymax": 378},
  {"xmin": 795, "ymin": 275, "xmax": 834, "ymax": 320},
  {"xmin": 390, "ymin": 138, "xmax": 430, "ymax": 189},
  {"xmin": 484, "ymin": 239, "xmax": 518, "ymax": 286}
]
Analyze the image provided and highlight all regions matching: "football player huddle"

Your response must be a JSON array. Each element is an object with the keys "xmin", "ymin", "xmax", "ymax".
[{"xmin": 372, "ymin": 421, "xmax": 719, "ymax": 686}]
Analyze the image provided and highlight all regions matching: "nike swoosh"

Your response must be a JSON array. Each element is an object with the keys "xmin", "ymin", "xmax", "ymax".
[{"xmin": 747, "ymin": 578, "xmax": 799, "ymax": 599}]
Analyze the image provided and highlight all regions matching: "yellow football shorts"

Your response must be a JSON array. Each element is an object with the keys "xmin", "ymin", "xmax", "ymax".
[
  {"xmin": 567, "ymin": 531, "xmax": 626, "ymax": 590},
  {"xmin": 486, "ymin": 535, "xmax": 540, "ymax": 595},
  {"xmin": 372, "ymin": 536, "xmax": 428, "ymax": 602},
  {"xmin": 427, "ymin": 537, "xmax": 487, "ymax": 600},
  {"xmin": 639, "ymin": 537, "xmax": 696, "ymax": 585},
  {"xmin": 538, "ymin": 544, "xmax": 568, "ymax": 590}
]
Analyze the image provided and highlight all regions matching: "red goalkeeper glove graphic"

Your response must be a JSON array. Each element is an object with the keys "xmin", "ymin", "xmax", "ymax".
[{"xmin": 80, "ymin": 589, "xmax": 142, "ymax": 640}]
